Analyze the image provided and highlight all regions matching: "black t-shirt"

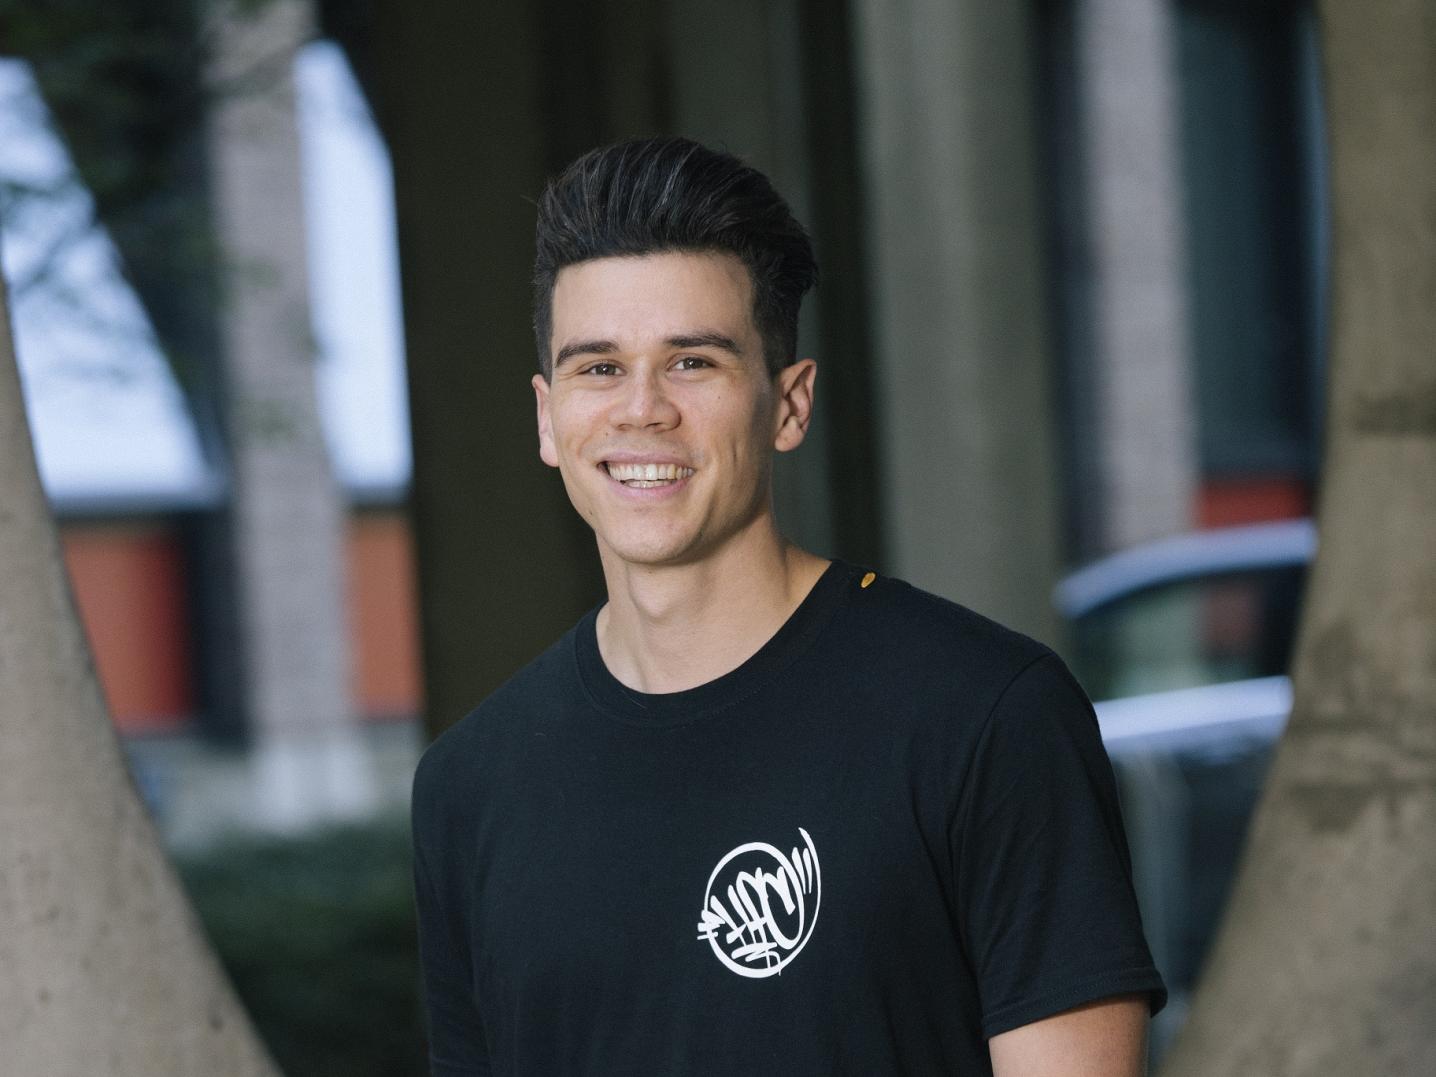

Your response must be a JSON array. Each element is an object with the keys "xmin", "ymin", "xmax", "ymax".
[{"xmin": 411, "ymin": 561, "xmax": 1165, "ymax": 1075}]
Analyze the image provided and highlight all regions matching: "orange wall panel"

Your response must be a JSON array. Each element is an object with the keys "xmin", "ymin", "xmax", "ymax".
[
  {"xmin": 347, "ymin": 512, "xmax": 424, "ymax": 719},
  {"xmin": 62, "ymin": 510, "xmax": 426, "ymax": 733},
  {"xmin": 1197, "ymin": 478, "xmax": 1312, "ymax": 529},
  {"xmin": 60, "ymin": 522, "xmax": 193, "ymax": 734}
]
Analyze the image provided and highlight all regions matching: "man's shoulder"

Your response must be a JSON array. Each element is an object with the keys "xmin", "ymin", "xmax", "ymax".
[
  {"xmin": 837, "ymin": 567, "xmax": 1056, "ymax": 687},
  {"xmin": 411, "ymin": 614, "xmax": 588, "ymax": 807},
  {"xmin": 841, "ymin": 571, "xmax": 1105, "ymax": 764}
]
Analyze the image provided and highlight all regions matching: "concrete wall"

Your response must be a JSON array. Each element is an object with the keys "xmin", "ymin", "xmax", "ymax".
[{"xmin": 852, "ymin": 0, "xmax": 1065, "ymax": 643}]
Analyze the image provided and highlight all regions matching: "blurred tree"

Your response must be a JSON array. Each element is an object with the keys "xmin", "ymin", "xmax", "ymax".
[
  {"xmin": 3, "ymin": 2, "xmax": 374, "ymax": 799},
  {"xmin": 202, "ymin": 0, "xmax": 374, "ymax": 826},
  {"xmin": 0, "ymin": 267, "xmax": 279, "ymax": 1072},
  {"xmin": 2, "ymin": 1, "xmax": 239, "ymax": 740},
  {"xmin": 0, "ymin": 0, "xmax": 221, "ymax": 388},
  {"xmin": 1159, "ymin": 2, "xmax": 1436, "ymax": 1073}
]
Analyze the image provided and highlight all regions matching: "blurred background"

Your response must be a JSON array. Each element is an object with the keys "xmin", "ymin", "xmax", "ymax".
[{"xmin": 0, "ymin": 0, "xmax": 1327, "ymax": 1071}]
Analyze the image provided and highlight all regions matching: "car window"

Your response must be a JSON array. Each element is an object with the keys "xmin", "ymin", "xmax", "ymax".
[{"xmin": 1069, "ymin": 565, "xmax": 1306, "ymax": 701}]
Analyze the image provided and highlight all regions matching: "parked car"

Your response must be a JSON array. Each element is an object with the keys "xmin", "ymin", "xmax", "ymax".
[{"xmin": 1053, "ymin": 518, "xmax": 1314, "ymax": 1057}]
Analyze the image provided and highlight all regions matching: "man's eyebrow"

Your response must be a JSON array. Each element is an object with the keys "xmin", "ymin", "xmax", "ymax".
[
  {"xmin": 553, "ymin": 339, "xmax": 619, "ymax": 368},
  {"xmin": 666, "ymin": 331, "xmax": 744, "ymax": 356},
  {"xmin": 554, "ymin": 332, "xmax": 745, "ymax": 369}
]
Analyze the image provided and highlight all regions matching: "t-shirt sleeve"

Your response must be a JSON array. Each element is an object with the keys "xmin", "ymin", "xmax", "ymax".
[
  {"xmin": 951, "ymin": 651, "xmax": 1167, "ymax": 1040},
  {"xmin": 412, "ymin": 765, "xmax": 491, "ymax": 1076}
]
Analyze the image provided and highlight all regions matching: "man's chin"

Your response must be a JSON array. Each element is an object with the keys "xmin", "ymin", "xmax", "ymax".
[{"xmin": 596, "ymin": 532, "xmax": 709, "ymax": 571}]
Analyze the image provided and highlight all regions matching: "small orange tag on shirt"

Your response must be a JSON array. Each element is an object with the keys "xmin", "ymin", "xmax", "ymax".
[{"xmin": 860, "ymin": 572, "xmax": 876, "ymax": 589}]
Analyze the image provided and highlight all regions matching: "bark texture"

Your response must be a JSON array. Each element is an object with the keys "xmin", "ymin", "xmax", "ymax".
[
  {"xmin": 0, "ymin": 278, "xmax": 279, "ymax": 1073},
  {"xmin": 1159, "ymin": 2, "xmax": 1436, "ymax": 1073}
]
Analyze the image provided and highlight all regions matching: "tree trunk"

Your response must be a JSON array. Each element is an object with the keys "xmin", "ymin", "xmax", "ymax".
[
  {"xmin": 204, "ymin": 0, "xmax": 375, "ymax": 826},
  {"xmin": 0, "ymin": 274, "xmax": 278, "ymax": 1072},
  {"xmin": 1159, "ymin": 2, "xmax": 1436, "ymax": 1073}
]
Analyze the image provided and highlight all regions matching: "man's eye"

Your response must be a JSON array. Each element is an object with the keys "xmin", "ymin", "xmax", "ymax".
[
  {"xmin": 583, "ymin": 362, "xmax": 619, "ymax": 376},
  {"xmin": 675, "ymin": 356, "xmax": 711, "ymax": 371}
]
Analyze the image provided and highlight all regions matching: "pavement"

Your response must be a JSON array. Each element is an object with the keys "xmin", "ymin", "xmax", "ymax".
[{"xmin": 121, "ymin": 718, "xmax": 426, "ymax": 851}]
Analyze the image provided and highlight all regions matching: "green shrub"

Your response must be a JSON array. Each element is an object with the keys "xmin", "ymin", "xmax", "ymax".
[{"xmin": 174, "ymin": 816, "xmax": 427, "ymax": 1077}]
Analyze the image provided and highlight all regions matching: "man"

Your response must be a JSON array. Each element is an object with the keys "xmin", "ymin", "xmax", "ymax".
[{"xmin": 411, "ymin": 136, "xmax": 1165, "ymax": 1075}]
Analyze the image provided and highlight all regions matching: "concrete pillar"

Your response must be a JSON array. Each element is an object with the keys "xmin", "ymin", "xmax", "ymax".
[
  {"xmin": 852, "ymin": 0, "xmax": 1064, "ymax": 643},
  {"xmin": 364, "ymin": 0, "xmax": 605, "ymax": 737},
  {"xmin": 1075, "ymin": 0, "xmax": 1199, "ymax": 550},
  {"xmin": 205, "ymin": 0, "xmax": 372, "ymax": 827}
]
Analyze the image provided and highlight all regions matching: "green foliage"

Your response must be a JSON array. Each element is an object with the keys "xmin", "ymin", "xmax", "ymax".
[
  {"xmin": 173, "ymin": 816, "xmax": 428, "ymax": 1077},
  {"xmin": 0, "ymin": 0, "xmax": 222, "ymax": 388},
  {"xmin": 0, "ymin": 0, "xmax": 209, "ymax": 234}
]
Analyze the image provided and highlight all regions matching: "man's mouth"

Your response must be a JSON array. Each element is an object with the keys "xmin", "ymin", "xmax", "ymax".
[{"xmin": 603, "ymin": 462, "xmax": 695, "ymax": 488}]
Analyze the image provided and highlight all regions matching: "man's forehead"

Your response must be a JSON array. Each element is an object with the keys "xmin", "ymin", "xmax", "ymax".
[
  {"xmin": 552, "ymin": 249, "xmax": 752, "ymax": 294},
  {"xmin": 550, "ymin": 250, "xmax": 757, "ymax": 346}
]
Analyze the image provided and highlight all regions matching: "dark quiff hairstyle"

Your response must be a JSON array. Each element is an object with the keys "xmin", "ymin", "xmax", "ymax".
[{"xmin": 532, "ymin": 136, "xmax": 818, "ymax": 379}]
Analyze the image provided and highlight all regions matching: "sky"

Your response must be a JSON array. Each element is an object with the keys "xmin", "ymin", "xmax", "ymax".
[{"xmin": 0, "ymin": 41, "xmax": 411, "ymax": 510}]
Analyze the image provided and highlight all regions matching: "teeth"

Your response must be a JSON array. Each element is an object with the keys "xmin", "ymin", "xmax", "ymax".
[{"xmin": 606, "ymin": 462, "xmax": 694, "ymax": 484}]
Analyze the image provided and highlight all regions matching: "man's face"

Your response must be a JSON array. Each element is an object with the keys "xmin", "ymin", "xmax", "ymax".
[{"xmin": 533, "ymin": 250, "xmax": 810, "ymax": 570}]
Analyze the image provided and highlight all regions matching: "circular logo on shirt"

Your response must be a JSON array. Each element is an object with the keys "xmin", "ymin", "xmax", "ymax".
[{"xmin": 694, "ymin": 828, "xmax": 821, "ymax": 978}]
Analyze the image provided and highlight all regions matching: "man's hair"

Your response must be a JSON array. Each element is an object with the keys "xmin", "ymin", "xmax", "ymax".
[{"xmin": 532, "ymin": 136, "xmax": 818, "ymax": 379}]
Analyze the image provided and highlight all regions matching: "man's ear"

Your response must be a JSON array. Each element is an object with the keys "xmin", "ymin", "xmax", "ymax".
[
  {"xmin": 533, "ymin": 373, "xmax": 559, "ymax": 468},
  {"xmin": 773, "ymin": 358, "xmax": 817, "ymax": 453}
]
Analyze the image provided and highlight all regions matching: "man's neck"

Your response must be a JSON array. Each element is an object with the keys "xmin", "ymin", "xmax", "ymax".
[{"xmin": 594, "ymin": 526, "xmax": 830, "ymax": 694}]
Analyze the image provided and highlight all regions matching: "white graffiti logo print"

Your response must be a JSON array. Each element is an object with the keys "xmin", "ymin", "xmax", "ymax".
[{"xmin": 695, "ymin": 827, "xmax": 820, "ymax": 978}]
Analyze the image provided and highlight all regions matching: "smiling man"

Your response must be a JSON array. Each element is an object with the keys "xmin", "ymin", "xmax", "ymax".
[{"xmin": 411, "ymin": 136, "xmax": 1165, "ymax": 1076}]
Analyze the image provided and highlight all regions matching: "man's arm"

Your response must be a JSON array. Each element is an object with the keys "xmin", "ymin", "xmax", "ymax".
[
  {"xmin": 953, "ymin": 653, "xmax": 1165, "ymax": 1063},
  {"xmin": 412, "ymin": 755, "xmax": 491, "ymax": 1076},
  {"xmin": 989, "ymin": 994, "xmax": 1149, "ymax": 1077}
]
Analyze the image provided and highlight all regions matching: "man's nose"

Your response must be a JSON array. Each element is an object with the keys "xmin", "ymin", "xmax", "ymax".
[{"xmin": 613, "ymin": 366, "xmax": 679, "ymax": 429}]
